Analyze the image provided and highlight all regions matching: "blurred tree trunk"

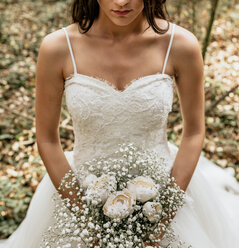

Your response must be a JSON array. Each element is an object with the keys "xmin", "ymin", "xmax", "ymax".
[
  {"xmin": 202, "ymin": 0, "xmax": 220, "ymax": 60},
  {"xmin": 175, "ymin": 1, "xmax": 182, "ymax": 25},
  {"xmin": 191, "ymin": 0, "xmax": 197, "ymax": 33}
]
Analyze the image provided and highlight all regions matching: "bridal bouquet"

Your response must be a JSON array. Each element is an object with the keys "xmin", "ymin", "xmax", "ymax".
[{"xmin": 40, "ymin": 142, "xmax": 191, "ymax": 248}]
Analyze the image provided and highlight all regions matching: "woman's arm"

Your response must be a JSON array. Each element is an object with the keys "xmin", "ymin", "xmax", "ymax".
[
  {"xmin": 170, "ymin": 26, "xmax": 205, "ymax": 191},
  {"xmin": 35, "ymin": 31, "xmax": 83, "ymax": 211},
  {"xmin": 143, "ymin": 26, "xmax": 205, "ymax": 247}
]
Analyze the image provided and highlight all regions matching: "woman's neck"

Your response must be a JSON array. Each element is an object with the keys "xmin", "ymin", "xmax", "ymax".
[{"xmin": 92, "ymin": 10, "xmax": 149, "ymax": 41}]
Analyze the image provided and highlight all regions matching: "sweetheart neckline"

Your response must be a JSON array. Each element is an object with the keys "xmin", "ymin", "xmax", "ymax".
[{"xmin": 64, "ymin": 72, "xmax": 174, "ymax": 93}]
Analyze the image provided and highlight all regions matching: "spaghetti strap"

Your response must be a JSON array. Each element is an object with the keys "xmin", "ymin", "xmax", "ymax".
[
  {"xmin": 162, "ymin": 23, "xmax": 176, "ymax": 74},
  {"xmin": 62, "ymin": 27, "xmax": 78, "ymax": 76}
]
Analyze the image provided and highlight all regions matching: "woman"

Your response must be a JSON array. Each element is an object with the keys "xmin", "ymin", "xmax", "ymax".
[{"xmin": 1, "ymin": 0, "xmax": 239, "ymax": 247}]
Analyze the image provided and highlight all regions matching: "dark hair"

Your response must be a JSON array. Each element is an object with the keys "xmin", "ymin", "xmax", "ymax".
[{"xmin": 71, "ymin": 0, "xmax": 169, "ymax": 35}]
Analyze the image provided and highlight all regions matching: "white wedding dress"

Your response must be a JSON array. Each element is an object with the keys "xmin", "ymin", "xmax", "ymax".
[{"xmin": 1, "ymin": 23, "xmax": 239, "ymax": 248}]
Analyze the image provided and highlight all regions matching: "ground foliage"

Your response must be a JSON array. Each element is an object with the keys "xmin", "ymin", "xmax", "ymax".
[{"xmin": 0, "ymin": 0, "xmax": 238, "ymax": 239}]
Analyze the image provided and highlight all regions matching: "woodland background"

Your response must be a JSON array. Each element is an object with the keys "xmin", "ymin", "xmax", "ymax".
[{"xmin": 0, "ymin": 0, "xmax": 239, "ymax": 238}]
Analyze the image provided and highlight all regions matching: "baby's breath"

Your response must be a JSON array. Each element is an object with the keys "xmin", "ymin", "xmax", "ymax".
[{"xmin": 40, "ymin": 142, "xmax": 192, "ymax": 248}]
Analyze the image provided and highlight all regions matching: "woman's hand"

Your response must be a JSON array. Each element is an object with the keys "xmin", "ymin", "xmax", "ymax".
[
  {"xmin": 90, "ymin": 235, "xmax": 102, "ymax": 247},
  {"xmin": 140, "ymin": 241, "xmax": 160, "ymax": 247},
  {"xmin": 141, "ymin": 228, "xmax": 165, "ymax": 248},
  {"xmin": 141, "ymin": 210, "xmax": 176, "ymax": 248}
]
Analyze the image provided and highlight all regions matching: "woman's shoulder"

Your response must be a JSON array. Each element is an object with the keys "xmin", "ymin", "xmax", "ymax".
[
  {"xmin": 38, "ymin": 24, "xmax": 78, "ymax": 59},
  {"xmin": 166, "ymin": 22, "xmax": 203, "ymax": 78},
  {"xmin": 154, "ymin": 19, "xmax": 201, "ymax": 54},
  {"xmin": 173, "ymin": 23, "xmax": 200, "ymax": 46},
  {"xmin": 170, "ymin": 22, "xmax": 201, "ymax": 58}
]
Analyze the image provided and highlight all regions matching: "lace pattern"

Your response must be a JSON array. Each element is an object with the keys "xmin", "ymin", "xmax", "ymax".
[{"xmin": 63, "ymin": 74, "xmax": 175, "ymax": 170}]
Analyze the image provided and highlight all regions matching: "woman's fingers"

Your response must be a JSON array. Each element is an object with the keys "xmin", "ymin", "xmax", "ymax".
[{"xmin": 139, "ymin": 241, "xmax": 160, "ymax": 248}]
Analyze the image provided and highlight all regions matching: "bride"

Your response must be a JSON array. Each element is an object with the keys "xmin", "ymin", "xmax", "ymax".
[{"xmin": 1, "ymin": 0, "xmax": 239, "ymax": 247}]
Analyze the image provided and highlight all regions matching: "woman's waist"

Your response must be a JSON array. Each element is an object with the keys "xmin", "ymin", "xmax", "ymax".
[{"xmin": 70, "ymin": 141, "xmax": 174, "ymax": 172}]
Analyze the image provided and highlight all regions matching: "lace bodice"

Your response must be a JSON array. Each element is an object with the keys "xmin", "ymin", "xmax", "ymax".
[{"xmin": 62, "ymin": 24, "xmax": 177, "ymax": 171}]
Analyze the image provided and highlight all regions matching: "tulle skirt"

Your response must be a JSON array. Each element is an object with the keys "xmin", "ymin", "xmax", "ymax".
[{"xmin": 1, "ymin": 141, "xmax": 239, "ymax": 248}]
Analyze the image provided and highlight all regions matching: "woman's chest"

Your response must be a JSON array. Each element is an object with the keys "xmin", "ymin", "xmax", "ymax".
[
  {"xmin": 63, "ymin": 33, "xmax": 174, "ymax": 90},
  {"xmin": 64, "ymin": 74, "xmax": 174, "ymax": 130}
]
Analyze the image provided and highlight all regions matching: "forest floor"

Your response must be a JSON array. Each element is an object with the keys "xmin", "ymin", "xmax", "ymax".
[{"xmin": 0, "ymin": 0, "xmax": 238, "ymax": 238}]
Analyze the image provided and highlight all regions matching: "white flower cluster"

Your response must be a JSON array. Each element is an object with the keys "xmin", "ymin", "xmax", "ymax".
[{"xmin": 40, "ymin": 142, "xmax": 191, "ymax": 248}]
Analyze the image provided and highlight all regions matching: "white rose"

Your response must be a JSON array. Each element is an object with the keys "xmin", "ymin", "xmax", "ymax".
[
  {"xmin": 85, "ymin": 174, "xmax": 117, "ymax": 206},
  {"xmin": 142, "ymin": 201, "xmax": 162, "ymax": 223},
  {"xmin": 103, "ymin": 188, "xmax": 136, "ymax": 219},
  {"xmin": 127, "ymin": 176, "xmax": 158, "ymax": 203},
  {"xmin": 81, "ymin": 173, "xmax": 98, "ymax": 190}
]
